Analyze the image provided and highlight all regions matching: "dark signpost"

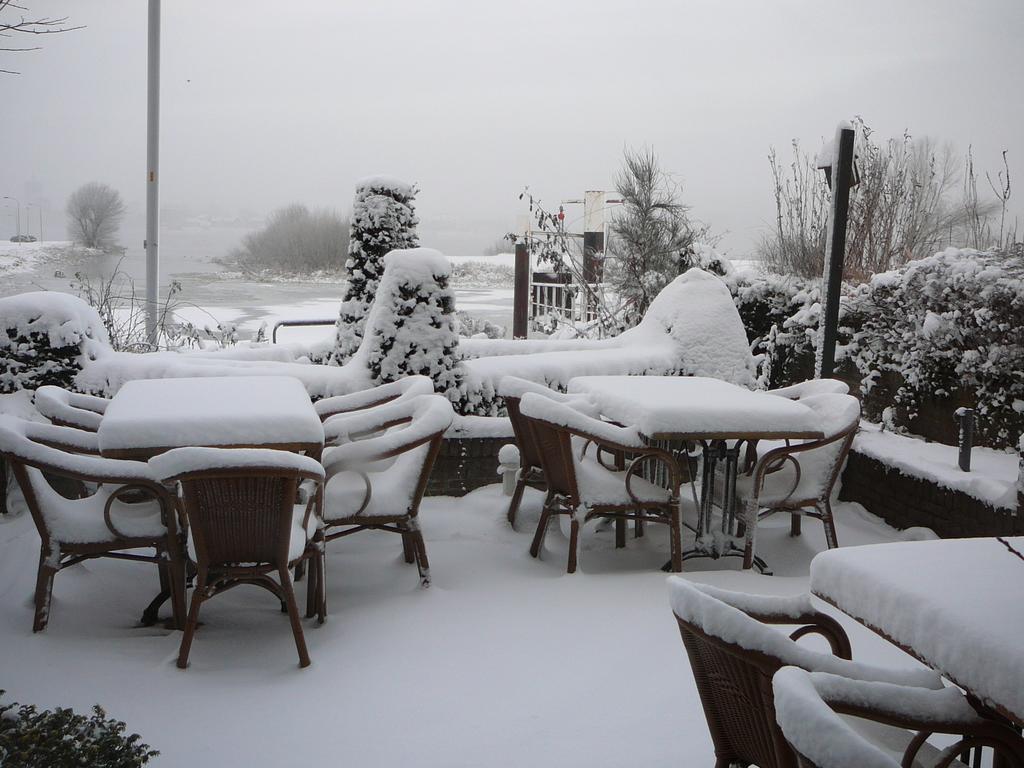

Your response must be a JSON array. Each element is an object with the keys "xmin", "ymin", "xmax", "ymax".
[
  {"xmin": 816, "ymin": 123, "xmax": 857, "ymax": 379},
  {"xmin": 513, "ymin": 240, "xmax": 530, "ymax": 339}
]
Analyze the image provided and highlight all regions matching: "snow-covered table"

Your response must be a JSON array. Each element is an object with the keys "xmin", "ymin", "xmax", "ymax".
[
  {"xmin": 811, "ymin": 537, "xmax": 1024, "ymax": 726},
  {"xmin": 569, "ymin": 376, "xmax": 823, "ymax": 571},
  {"xmin": 98, "ymin": 376, "xmax": 324, "ymax": 460}
]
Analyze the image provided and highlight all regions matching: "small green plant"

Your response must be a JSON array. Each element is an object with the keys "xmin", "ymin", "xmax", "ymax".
[{"xmin": 0, "ymin": 690, "xmax": 158, "ymax": 767}]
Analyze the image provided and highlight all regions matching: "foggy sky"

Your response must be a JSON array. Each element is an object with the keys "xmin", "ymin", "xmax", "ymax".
[{"xmin": 2, "ymin": 0, "xmax": 1023, "ymax": 256}]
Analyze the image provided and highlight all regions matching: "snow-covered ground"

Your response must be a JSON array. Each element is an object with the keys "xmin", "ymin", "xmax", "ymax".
[{"xmin": 0, "ymin": 486, "xmax": 928, "ymax": 767}]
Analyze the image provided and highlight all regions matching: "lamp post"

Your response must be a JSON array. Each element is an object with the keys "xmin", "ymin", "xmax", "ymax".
[
  {"xmin": 144, "ymin": 0, "xmax": 161, "ymax": 345},
  {"xmin": 2, "ymin": 196, "xmax": 20, "ymax": 239},
  {"xmin": 26, "ymin": 203, "xmax": 43, "ymax": 242},
  {"xmin": 815, "ymin": 122, "xmax": 858, "ymax": 379}
]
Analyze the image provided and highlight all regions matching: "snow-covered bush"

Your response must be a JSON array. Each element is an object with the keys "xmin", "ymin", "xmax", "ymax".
[
  {"xmin": 850, "ymin": 247, "xmax": 1024, "ymax": 447},
  {"xmin": 0, "ymin": 690, "xmax": 158, "ymax": 766},
  {"xmin": 456, "ymin": 311, "xmax": 505, "ymax": 339},
  {"xmin": 333, "ymin": 177, "xmax": 419, "ymax": 364},
  {"xmin": 0, "ymin": 292, "xmax": 109, "ymax": 393},
  {"xmin": 351, "ymin": 248, "xmax": 474, "ymax": 409}
]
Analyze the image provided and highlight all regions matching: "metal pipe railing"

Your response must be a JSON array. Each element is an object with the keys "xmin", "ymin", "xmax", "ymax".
[{"xmin": 271, "ymin": 318, "xmax": 336, "ymax": 344}]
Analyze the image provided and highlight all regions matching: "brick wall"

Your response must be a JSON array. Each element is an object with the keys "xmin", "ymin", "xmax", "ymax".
[
  {"xmin": 839, "ymin": 450, "xmax": 1024, "ymax": 537},
  {"xmin": 425, "ymin": 436, "xmax": 508, "ymax": 497}
]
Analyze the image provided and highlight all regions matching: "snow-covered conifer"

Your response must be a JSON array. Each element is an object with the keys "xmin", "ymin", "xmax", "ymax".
[{"xmin": 333, "ymin": 177, "xmax": 419, "ymax": 363}]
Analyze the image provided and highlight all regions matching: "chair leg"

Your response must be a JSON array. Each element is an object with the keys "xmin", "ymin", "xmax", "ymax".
[
  {"xmin": 790, "ymin": 513, "xmax": 802, "ymax": 538},
  {"xmin": 820, "ymin": 501, "xmax": 839, "ymax": 549},
  {"xmin": 277, "ymin": 565, "xmax": 311, "ymax": 668},
  {"xmin": 177, "ymin": 571, "xmax": 206, "ymax": 669},
  {"xmin": 407, "ymin": 518, "xmax": 431, "ymax": 587},
  {"xmin": 316, "ymin": 548, "xmax": 327, "ymax": 624},
  {"xmin": 167, "ymin": 551, "xmax": 187, "ymax": 631},
  {"xmin": 742, "ymin": 499, "xmax": 758, "ymax": 570},
  {"xmin": 506, "ymin": 474, "xmax": 526, "ymax": 530},
  {"xmin": 670, "ymin": 506, "xmax": 683, "ymax": 573},
  {"xmin": 305, "ymin": 553, "xmax": 318, "ymax": 619},
  {"xmin": 532, "ymin": 493, "xmax": 557, "ymax": 561},
  {"xmin": 634, "ymin": 518, "xmax": 645, "ymax": 538},
  {"xmin": 567, "ymin": 514, "xmax": 580, "ymax": 574},
  {"xmin": 33, "ymin": 547, "xmax": 57, "ymax": 633},
  {"xmin": 615, "ymin": 517, "xmax": 626, "ymax": 549},
  {"xmin": 401, "ymin": 532, "xmax": 416, "ymax": 564},
  {"xmin": 293, "ymin": 560, "xmax": 306, "ymax": 582}
]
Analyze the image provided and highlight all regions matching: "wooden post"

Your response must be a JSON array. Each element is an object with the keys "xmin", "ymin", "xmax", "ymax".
[
  {"xmin": 817, "ymin": 124, "xmax": 856, "ymax": 379},
  {"xmin": 513, "ymin": 241, "xmax": 529, "ymax": 339}
]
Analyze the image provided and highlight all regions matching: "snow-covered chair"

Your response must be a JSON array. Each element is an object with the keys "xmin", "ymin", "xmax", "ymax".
[
  {"xmin": 737, "ymin": 393, "xmax": 860, "ymax": 568},
  {"xmin": 0, "ymin": 415, "xmax": 184, "ymax": 632},
  {"xmin": 518, "ymin": 392, "xmax": 681, "ymax": 573},
  {"xmin": 772, "ymin": 666, "xmax": 1024, "ymax": 768},
  {"xmin": 149, "ymin": 447, "xmax": 326, "ymax": 669},
  {"xmin": 497, "ymin": 375, "xmax": 598, "ymax": 530},
  {"xmin": 313, "ymin": 375, "xmax": 434, "ymax": 422},
  {"xmin": 767, "ymin": 379, "xmax": 850, "ymax": 400},
  {"xmin": 320, "ymin": 394, "xmax": 454, "ymax": 587},
  {"xmin": 667, "ymin": 578, "xmax": 947, "ymax": 768},
  {"xmin": 34, "ymin": 385, "xmax": 109, "ymax": 432}
]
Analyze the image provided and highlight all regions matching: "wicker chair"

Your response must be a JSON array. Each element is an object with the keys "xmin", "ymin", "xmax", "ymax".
[
  {"xmin": 0, "ymin": 415, "xmax": 185, "ymax": 632},
  {"xmin": 518, "ymin": 392, "xmax": 682, "ymax": 573},
  {"xmin": 497, "ymin": 376, "xmax": 598, "ymax": 530},
  {"xmin": 773, "ymin": 666, "xmax": 1024, "ymax": 768},
  {"xmin": 737, "ymin": 393, "xmax": 860, "ymax": 569},
  {"xmin": 767, "ymin": 379, "xmax": 850, "ymax": 400},
  {"xmin": 35, "ymin": 386, "xmax": 110, "ymax": 432},
  {"xmin": 149, "ymin": 447, "xmax": 325, "ymax": 669},
  {"xmin": 314, "ymin": 375, "xmax": 434, "ymax": 422},
  {"xmin": 320, "ymin": 394, "xmax": 454, "ymax": 587},
  {"xmin": 668, "ymin": 577, "xmax": 949, "ymax": 768}
]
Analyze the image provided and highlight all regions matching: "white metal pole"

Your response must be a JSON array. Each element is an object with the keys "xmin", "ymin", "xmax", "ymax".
[{"xmin": 145, "ymin": 0, "xmax": 161, "ymax": 345}]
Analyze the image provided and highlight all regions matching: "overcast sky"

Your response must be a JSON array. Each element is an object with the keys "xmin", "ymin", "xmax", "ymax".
[{"xmin": 2, "ymin": 0, "xmax": 1022, "ymax": 256}]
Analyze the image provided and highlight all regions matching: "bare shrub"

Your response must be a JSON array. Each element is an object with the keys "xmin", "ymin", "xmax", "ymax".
[
  {"xmin": 224, "ymin": 204, "xmax": 349, "ymax": 274},
  {"xmin": 759, "ymin": 118, "xmax": 1015, "ymax": 280},
  {"xmin": 66, "ymin": 182, "xmax": 126, "ymax": 251}
]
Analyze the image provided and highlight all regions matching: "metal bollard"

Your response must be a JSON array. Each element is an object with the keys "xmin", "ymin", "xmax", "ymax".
[{"xmin": 954, "ymin": 407, "xmax": 975, "ymax": 473}]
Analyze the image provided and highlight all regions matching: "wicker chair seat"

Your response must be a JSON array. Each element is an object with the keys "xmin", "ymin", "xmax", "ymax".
[
  {"xmin": 321, "ymin": 445, "xmax": 427, "ymax": 520},
  {"xmin": 735, "ymin": 449, "xmax": 836, "ymax": 505},
  {"xmin": 575, "ymin": 455, "xmax": 671, "ymax": 507},
  {"xmin": 27, "ymin": 468, "xmax": 166, "ymax": 544}
]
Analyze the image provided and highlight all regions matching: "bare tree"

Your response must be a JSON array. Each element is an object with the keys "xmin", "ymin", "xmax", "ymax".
[
  {"xmin": 66, "ymin": 182, "xmax": 126, "ymax": 250},
  {"xmin": 0, "ymin": 1, "xmax": 82, "ymax": 75}
]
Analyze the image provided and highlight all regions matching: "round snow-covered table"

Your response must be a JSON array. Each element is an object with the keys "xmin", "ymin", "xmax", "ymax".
[
  {"xmin": 568, "ymin": 376, "xmax": 823, "ymax": 571},
  {"xmin": 811, "ymin": 537, "xmax": 1024, "ymax": 727},
  {"xmin": 98, "ymin": 376, "xmax": 325, "ymax": 460}
]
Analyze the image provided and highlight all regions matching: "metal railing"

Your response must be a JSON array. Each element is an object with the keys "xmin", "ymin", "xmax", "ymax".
[
  {"xmin": 530, "ymin": 272, "xmax": 600, "ymax": 330},
  {"xmin": 271, "ymin": 318, "xmax": 336, "ymax": 343}
]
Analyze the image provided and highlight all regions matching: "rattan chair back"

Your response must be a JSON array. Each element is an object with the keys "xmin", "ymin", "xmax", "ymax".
[
  {"xmin": 523, "ymin": 413, "xmax": 579, "ymax": 505},
  {"xmin": 505, "ymin": 396, "xmax": 544, "ymax": 472}
]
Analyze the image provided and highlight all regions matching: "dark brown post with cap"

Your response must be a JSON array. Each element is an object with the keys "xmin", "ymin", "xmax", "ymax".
[{"xmin": 513, "ymin": 240, "xmax": 530, "ymax": 339}]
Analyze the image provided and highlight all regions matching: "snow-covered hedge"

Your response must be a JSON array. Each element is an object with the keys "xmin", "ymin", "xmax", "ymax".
[
  {"xmin": 850, "ymin": 247, "xmax": 1024, "ymax": 448},
  {"xmin": 0, "ymin": 292, "xmax": 109, "ymax": 394},
  {"xmin": 731, "ymin": 247, "xmax": 1023, "ymax": 449}
]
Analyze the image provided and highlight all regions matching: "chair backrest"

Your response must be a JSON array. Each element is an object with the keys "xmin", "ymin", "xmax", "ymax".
[
  {"xmin": 667, "ymin": 578, "xmax": 940, "ymax": 768},
  {"xmin": 314, "ymin": 375, "xmax": 434, "ymax": 421},
  {"xmin": 35, "ymin": 386, "xmax": 109, "ymax": 432},
  {"xmin": 150, "ymin": 448, "xmax": 324, "ymax": 567},
  {"xmin": 768, "ymin": 379, "xmax": 850, "ymax": 400},
  {"xmin": 497, "ymin": 376, "xmax": 594, "ymax": 473}
]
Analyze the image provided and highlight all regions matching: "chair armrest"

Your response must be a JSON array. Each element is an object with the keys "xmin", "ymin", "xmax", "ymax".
[
  {"xmin": 322, "ymin": 429, "xmax": 438, "ymax": 477},
  {"xmin": 102, "ymin": 481, "xmax": 177, "ymax": 540}
]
